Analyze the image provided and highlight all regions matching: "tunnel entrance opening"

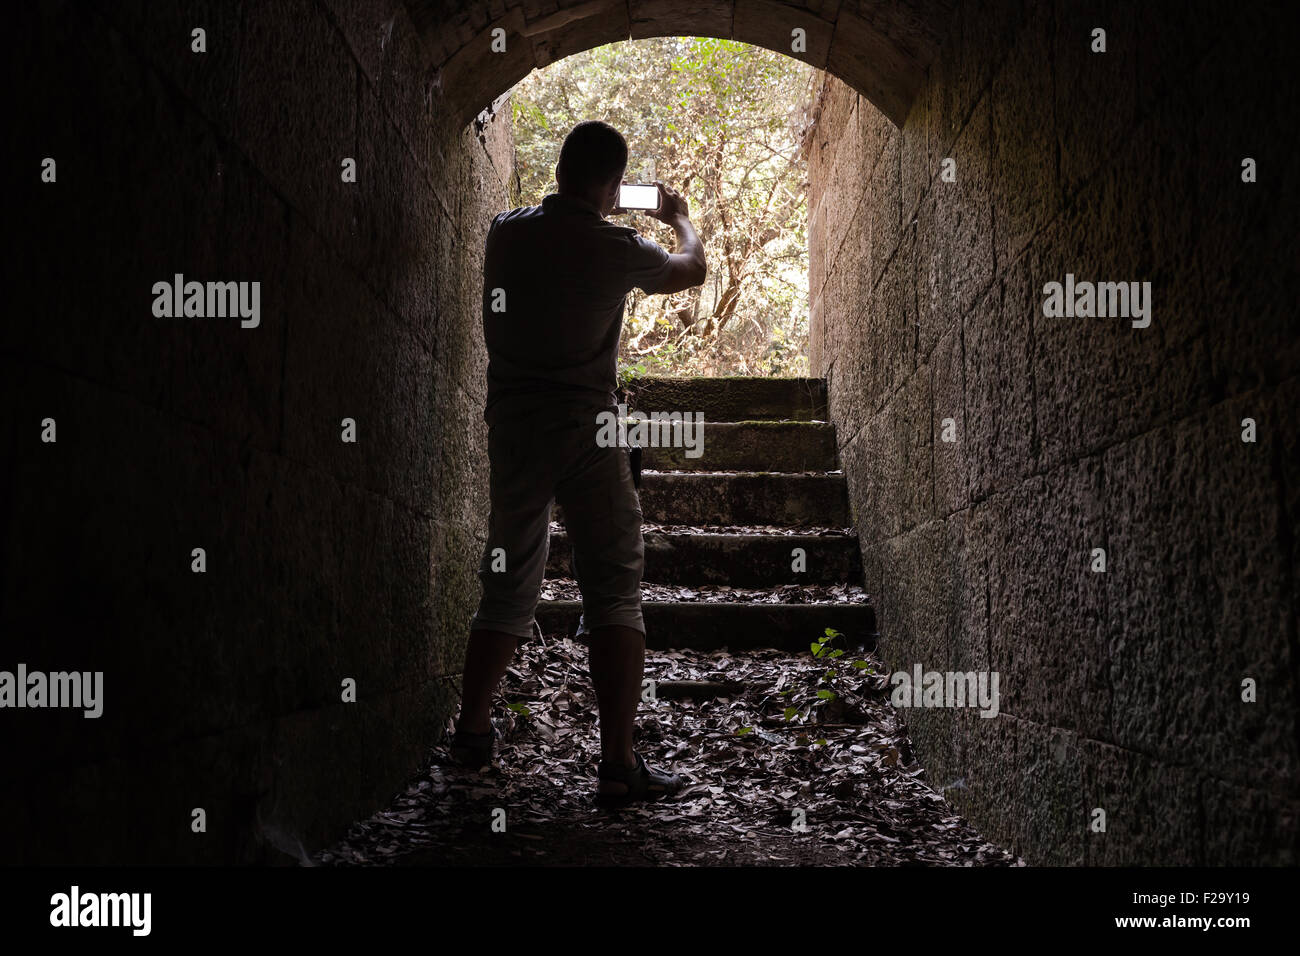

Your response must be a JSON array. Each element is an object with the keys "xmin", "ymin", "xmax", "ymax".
[
  {"xmin": 419, "ymin": 0, "xmax": 959, "ymax": 382},
  {"xmin": 498, "ymin": 35, "xmax": 817, "ymax": 379}
]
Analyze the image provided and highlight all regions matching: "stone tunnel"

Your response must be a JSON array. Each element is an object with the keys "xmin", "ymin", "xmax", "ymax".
[{"xmin": 4, "ymin": 0, "xmax": 1296, "ymax": 865}]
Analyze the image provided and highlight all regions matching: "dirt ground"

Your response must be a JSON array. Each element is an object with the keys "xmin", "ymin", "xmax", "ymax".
[{"xmin": 316, "ymin": 634, "xmax": 1022, "ymax": 867}]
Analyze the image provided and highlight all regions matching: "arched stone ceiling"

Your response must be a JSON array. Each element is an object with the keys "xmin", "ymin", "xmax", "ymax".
[{"xmin": 405, "ymin": 0, "xmax": 957, "ymax": 129}]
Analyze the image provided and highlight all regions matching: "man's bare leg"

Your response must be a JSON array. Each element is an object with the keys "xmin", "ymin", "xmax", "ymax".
[
  {"xmin": 588, "ymin": 624, "xmax": 644, "ymax": 774},
  {"xmin": 456, "ymin": 628, "xmax": 519, "ymax": 735}
]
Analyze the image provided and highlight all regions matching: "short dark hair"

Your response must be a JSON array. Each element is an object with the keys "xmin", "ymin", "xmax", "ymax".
[{"xmin": 556, "ymin": 120, "xmax": 628, "ymax": 193}]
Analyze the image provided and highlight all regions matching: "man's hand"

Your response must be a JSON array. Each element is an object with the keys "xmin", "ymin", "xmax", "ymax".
[{"xmin": 648, "ymin": 180, "xmax": 690, "ymax": 224}]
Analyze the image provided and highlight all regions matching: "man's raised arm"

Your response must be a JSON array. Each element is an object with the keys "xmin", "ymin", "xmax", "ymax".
[{"xmin": 648, "ymin": 180, "xmax": 706, "ymax": 294}]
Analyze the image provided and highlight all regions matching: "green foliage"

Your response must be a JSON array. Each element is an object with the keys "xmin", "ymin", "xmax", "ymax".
[
  {"xmin": 617, "ymin": 362, "xmax": 647, "ymax": 389},
  {"xmin": 809, "ymin": 628, "xmax": 843, "ymax": 658},
  {"xmin": 508, "ymin": 37, "xmax": 818, "ymax": 377},
  {"xmin": 759, "ymin": 626, "xmax": 880, "ymax": 755}
]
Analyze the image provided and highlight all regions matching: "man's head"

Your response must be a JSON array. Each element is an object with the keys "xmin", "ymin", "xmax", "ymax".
[{"xmin": 555, "ymin": 120, "xmax": 628, "ymax": 217}]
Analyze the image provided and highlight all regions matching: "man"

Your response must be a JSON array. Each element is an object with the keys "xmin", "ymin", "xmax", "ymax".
[{"xmin": 451, "ymin": 120, "xmax": 707, "ymax": 807}]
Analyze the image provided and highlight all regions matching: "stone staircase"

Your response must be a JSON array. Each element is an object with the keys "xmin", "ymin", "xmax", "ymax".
[{"xmin": 537, "ymin": 377, "xmax": 876, "ymax": 653}]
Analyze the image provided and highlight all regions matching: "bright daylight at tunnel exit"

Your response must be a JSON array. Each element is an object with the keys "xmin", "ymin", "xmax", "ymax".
[{"xmin": 5, "ymin": 0, "xmax": 1297, "ymax": 940}]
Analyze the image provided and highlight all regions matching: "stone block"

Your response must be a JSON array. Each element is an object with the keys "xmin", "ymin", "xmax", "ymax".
[
  {"xmin": 899, "ymin": 75, "xmax": 929, "ymax": 222},
  {"xmin": 234, "ymin": 451, "xmax": 358, "ymax": 718},
  {"xmin": 639, "ymin": 473, "xmax": 851, "ymax": 525},
  {"xmin": 807, "ymin": 78, "xmax": 843, "ymax": 198},
  {"xmin": 931, "ymin": 324, "xmax": 968, "ymax": 516},
  {"xmin": 434, "ymin": 355, "xmax": 491, "ymax": 541},
  {"xmin": 947, "ymin": 0, "xmax": 1021, "ymax": 117},
  {"xmin": 282, "ymin": 224, "xmax": 376, "ymax": 489},
  {"xmin": 323, "ymin": 0, "xmax": 402, "ymax": 92},
  {"xmin": 1, "ymin": 367, "xmax": 276, "ymax": 764},
  {"xmin": 157, "ymin": 143, "xmax": 292, "ymax": 453},
  {"xmin": 956, "ymin": 712, "xmax": 1084, "ymax": 865},
  {"xmin": 13, "ymin": 723, "xmax": 279, "ymax": 864},
  {"xmin": 1054, "ymin": 0, "xmax": 1136, "ymax": 199},
  {"xmin": 434, "ymin": 518, "xmax": 489, "ymax": 676},
  {"xmin": 868, "ymin": 224, "xmax": 916, "ymax": 407},
  {"xmin": 826, "ymin": 283, "xmax": 868, "ymax": 421},
  {"xmin": 986, "ymin": 458, "xmax": 1111, "ymax": 739},
  {"xmin": 894, "ymin": 359, "xmax": 933, "ymax": 534},
  {"xmin": 881, "ymin": 520, "xmax": 950, "ymax": 677},
  {"xmin": 1080, "ymin": 739, "xmax": 1200, "ymax": 865},
  {"xmin": 390, "ymin": 174, "xmax": 442, "ymax": 352},
  {"xmin": 11, "ymin": 18, "xmax": 188, "ymax": 412},
  {"xmin": 950, "ymin": 500, "xmax": 997, "ymax": 676},
  {"xmin": 103, "ymin": 0, "xmax": 245, "ymax": 143},
  {"xmin": 400, "ymin": 512, "xmax": 448, "ymax": 677},
  {"xmin": 990, "ymin": 0, "xmax": 1057, "ymax": 272},
  {"xmin": 929, "ymin": 91, "xmax": 992, "ymax": 336},
  {"xmin": 259, "ymin": 681, "xmax": 444, "ymax": 858},
  {"xmin": 529, "ymin": 2, "xmax": 630, "ymax": 69},
  {"xmin": 808, "ymin": 199, "xmax": 827, "ymax": 301},
  {"xmin": 1104, "ymin": 397, "xmax": 1298, "ymax": 790},
  {"xmin": 358, "ymin": 88, "xmax": 440, "ymax": 348},
  {"xmin": 862, "ymin": 401, "xmax": 900, "ymax": 540},
  {"xmin": 857, "ymin": 91, "xmax": 894, "ymax": 180},
  {"xmin": 1036, "ymin": 90, "xmax": 1213, "ymax": 468},
  {"xmin": 866, "ymin": 130, "xmax": 902, "ymax": 292},
  {"xmin": 378, "ymin": 1, "xmax": 441, "ymax": 172},
  {"xmin": 825, "ymin": 104, "xmax": 863, "ymax": 272},
  {"xmin": 1193, "ymin": 30, "xmax": 1300, "ymax": 396},
  {"xmin": 964, "ymin": 268, "xmax": 1034, "ymax": 502},
  {"xmin": 1133, "ymin": 0, "xmax": 1236, "ymax": 118},
  {"xmin": 436, "ymin": 7, "xmax": 536, "ymax": 128},
  {"xmin": 826, "ymin": 6, "xmax": 925, "ymax": 126},
  {"xmin": 734, "ymin": 0, "xmax": 834, "ymax": 68},
  {"xmin": 808, "ymin": 292, "xmax": 825, "ymax": 375},
  {"xmin": 1276, "ymin": 378, "xmax": 1300, "ymax": 661},
  {"xmin": 1201, "ymin": 777, "xmax": 1300, "ymax": 866},
  {"xmin": 628, "ymin": 0, "xmax": 732, "ymax": 40},
  {"xmin": 236, "ymin": 0, "xmax": 358, "ymax": 236}
]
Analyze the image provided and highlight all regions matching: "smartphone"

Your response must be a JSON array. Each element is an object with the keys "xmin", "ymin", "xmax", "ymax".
[{"xmin": 618, "ymin": 183, "xmax": 661, "ymax": 212}]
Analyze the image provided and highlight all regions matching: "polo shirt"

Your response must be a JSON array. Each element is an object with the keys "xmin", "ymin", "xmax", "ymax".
[{"xmin": 480, "ymin": 191, "xmax": 674, "ymax": 426}]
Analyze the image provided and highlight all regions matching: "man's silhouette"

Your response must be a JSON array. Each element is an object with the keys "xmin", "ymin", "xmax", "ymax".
[{"xmin": 451, "ymin": 120, "xmax": 707, "ymax": 806}]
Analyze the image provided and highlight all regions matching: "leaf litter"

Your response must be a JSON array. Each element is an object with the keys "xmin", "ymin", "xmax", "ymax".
[
  {"xmin": 540, "ymin": 577, "xmax": 868, "ymax": 605},
  {"xmin": 559, "ymin": 521, "xmax": 855, "ymax": 537},
  {"xmin": 314, "ymin": 633, "xmax": 1022, "ymax": 867}
]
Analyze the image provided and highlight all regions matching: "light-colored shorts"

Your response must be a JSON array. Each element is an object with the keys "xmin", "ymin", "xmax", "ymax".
[{"xmin": 468, "ymin": 403, "xmax": 645, "ymax": 640}]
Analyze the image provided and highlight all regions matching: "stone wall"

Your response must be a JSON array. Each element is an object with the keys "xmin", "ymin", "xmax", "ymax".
[
  {"xmin": 807, "ymin": 0, "xmax": 1298, "ymax": 864},
  {"xmin": 3, "ymin": 0, "xmax": 509, "ymax": 863}
]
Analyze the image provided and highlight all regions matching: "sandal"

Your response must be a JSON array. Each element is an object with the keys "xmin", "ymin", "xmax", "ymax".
[
  {"xmin": 449, "ymin": 725, "xmax": 497, "ymax": 769},
  {"xmin": 596, "ymin": 752, "xmax": 683, "ymax": 808}
]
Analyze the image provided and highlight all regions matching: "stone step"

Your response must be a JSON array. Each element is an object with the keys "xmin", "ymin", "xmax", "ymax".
[
  {"xmin": 546, "ymin": 530, "xmax": 862, "ymax": 587},
  {"xmin": 637, "ymin": 472, "xmax": 850, "ymax": 526},
  {"xmin": 535, "ymin": 600, "xmax": 877, "ymax": 652},
  {"xmin": 616, "ymin": 376, "xmax": 828, "ymax": 422},
  {"xmin": 635, "ymin": 420, "xmax": 838, "ymax": 472}
]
